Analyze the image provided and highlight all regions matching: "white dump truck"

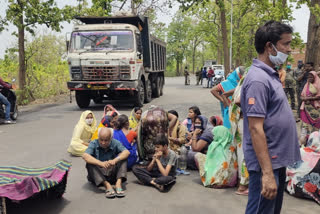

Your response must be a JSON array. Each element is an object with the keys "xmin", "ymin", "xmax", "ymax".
[{"xmin": 66, "ymin": 15, "xmax": 166, "ymax": 108}]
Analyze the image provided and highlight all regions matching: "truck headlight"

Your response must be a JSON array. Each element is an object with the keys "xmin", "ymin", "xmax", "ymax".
[
  {"xmin": 120, "ymin": 74, "xmax": 130, "ymax": 80},
  {"xmin": 72, "ymin": 73, "xmax": 82, "ymax": 80}
]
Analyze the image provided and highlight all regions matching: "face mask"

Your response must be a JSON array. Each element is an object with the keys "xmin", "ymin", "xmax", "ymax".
[
  {"xmin": 269, "ymin": 44, "xmax": 288, "ymax": 66},
  {"xmin": 286, "ymin": 65, "xmax": 291, "ymax": 70},
  {"xmin": 195, "ymin": 125, "xmax": 202, "ymax": 130},
  {"xmin": 85, "ymin": 118, "xmax": 93, "ymax": 125}
]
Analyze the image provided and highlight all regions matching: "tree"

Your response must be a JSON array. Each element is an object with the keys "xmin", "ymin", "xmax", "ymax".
[
  {"xmin": 167, "ymin": 10, "xmax": 192, "ymax": 76},
  {"xmin": 0, "ymin": 0, "xmax": 75, "ymax": 101},
  {"xmin": 303, "ymin": 0, "xmax": 320, "ymax": 71}
]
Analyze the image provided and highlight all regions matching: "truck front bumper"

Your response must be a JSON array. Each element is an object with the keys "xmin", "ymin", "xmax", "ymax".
[{"xmin": 67, "ymin": 81, "xmax": 138, "ymax": 91}]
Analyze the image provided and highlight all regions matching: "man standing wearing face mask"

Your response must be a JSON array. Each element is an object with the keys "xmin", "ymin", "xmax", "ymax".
[{"xmin": 240, "ymin": 21, "xmax": 301, "ymax": 214}]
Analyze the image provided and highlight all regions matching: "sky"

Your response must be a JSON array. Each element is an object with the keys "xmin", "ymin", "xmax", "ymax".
[{"xmin": 0, "ymin": 0, "xmax": 310, "ymax": 58}]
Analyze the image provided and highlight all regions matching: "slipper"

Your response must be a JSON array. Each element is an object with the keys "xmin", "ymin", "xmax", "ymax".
[
  {"xmin": 115, "ymin": 188, "xmax": 126, "ymax": 198},
  {"xmin": 105, "ymin": 189, "xmax": 116, "ymax": 199},
  {"xmin": 235, "ymin": 189, "xmax": 249, "ymax": 196}
]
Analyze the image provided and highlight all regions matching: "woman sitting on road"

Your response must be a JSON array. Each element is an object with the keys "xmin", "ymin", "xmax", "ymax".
[
  {"xmin": 129, "ymin": 107, "xmax": 142, "ymax": 131},
  {"xmin": 113, "ymin": 114, "xmax": 138, "ymax": 169},
  {"xmin": 182, "ymin": 106, "xmax": 202, "ymax": 132},
  {"xmin": 300, "ymin": 71, "xmax": 320, "ymax": 135},
  {"xmin": 188, "ymin": 115, "xmax": 213, "ymax": 169},
  {"xmin": 91, "ymin": 115, "xmax": 115, "ymax": 141},
  {"xmin": 103, "ymin": 104, "xmax": 119, "ymax": 118},
  {"xmin": 196, "ymin": 126, "xmax": 238, "ymax": 188},
  {"xmin": 167, "ymin": 110, "xmax": 187, "ymax": 154},
  {"xmin": 286, "ymin": 130, "xmax": 320, "ymax": 205},
  {"xmin": 68, "ymin": 110, "xmax": 97, "ymax": 156}
]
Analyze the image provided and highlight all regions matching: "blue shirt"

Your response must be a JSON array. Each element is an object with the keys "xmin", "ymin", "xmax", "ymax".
[
  {"xmin": 85, "ymin": 139, "xmax": 127, "ymax": 161},
  {"xmin": 241, "ymin": 59, "xmax": 301, "ymax": 171}
]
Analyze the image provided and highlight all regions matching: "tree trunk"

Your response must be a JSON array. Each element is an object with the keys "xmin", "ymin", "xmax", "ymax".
[
  {"xmin": 18, "ymin": 13, "xmax": 26, "ymax": 98},
  {"xmin": 176, "ymin": 60, "xmax": 180, "ymax": 76},
  {"xmin": 131, "ymin": 0, "xmax": 137, "ymax": 15},
  {"xmin": 305, "ymin": 0, "xmax": 320, "ymax": 72},
  {"xmin": 192, "ymin": 42, "xmax": 196, "ymax": 74},
  {"xmin": 218, "ymin": 0, "xmax": 230, "ymax": 75}
]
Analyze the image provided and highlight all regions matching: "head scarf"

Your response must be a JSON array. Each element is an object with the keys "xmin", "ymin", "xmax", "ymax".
[
  {"xmin": 209, "ymin": 115, "xmax": 223, "ymax": 127},
  {"xmin": 196, "ymin": 115, "xmax": 212, "ymax": 131},
  {"xmin": 301, "ymin": 71, "xmax": 320, "ymax": 109},
  {"xmin": 101, "ymin": 115, "xmax": 112, "ymax": 127},
  {"xmin": 79, "ymin": 110, "xmax": 97, "ymax": 134},
  {"xmin": 129, "ymin": 107, "xmax": 141, "ymax": 129},
  {"xmin": 103, "ymin": 104, "xmax": 119, "ymax": 118}
]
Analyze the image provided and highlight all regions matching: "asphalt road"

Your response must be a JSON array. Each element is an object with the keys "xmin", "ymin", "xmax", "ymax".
[{"xmin": 0, "ymin": 76, "xmax": 319, "ymax": 214}]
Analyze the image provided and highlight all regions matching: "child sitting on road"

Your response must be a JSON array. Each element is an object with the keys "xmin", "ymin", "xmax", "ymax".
[{"xmin": 132, "ymin": 134, "xmax": 178, "ymax": 192}]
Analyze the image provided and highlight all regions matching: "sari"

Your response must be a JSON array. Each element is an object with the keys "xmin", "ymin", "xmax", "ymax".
[
  {"xmin": 218, "ymin": 67, "xmax": 245, "ymax": 129},
  {"xmin": 229, "ymin": 68, "xmax": 250, "ymax": 186},
  {"xmin": 68, "ymin": 110, "xmax": 97, "ymax": 156},
  {"xmin": 129, "ymin": 108, "xmax": 140, "ymax": 130},
  {"xmin": 103, "ymin": 104, "xmax": 119, "ymax": 117},
  {"xmin": 113, "ymin": 129, "xmax": 138, "ymax": 169},
  {"xmin": 286, "ymin": 131, "xmax": 320, "ymax": 205},
  {"xmin": 199, "ymin": 126, "xmax": 238, "ymax": 187},
  {"xmin": 300, "ymin": 71, "xmax": 320, "ymax": 132}
]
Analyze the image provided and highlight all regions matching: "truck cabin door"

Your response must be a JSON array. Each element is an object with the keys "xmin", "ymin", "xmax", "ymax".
[{"xmin": 136, "ymin": 33, "xmax": 143, "ymax": 59}]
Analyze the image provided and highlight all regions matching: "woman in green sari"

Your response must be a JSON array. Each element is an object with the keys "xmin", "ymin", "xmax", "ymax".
[{"xmin": 197, "ymin": 126, "xmax": 238, "ymax": 188}]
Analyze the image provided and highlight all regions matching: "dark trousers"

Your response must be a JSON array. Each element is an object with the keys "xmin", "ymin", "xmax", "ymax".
[
  {"xmin": 86, "ymin": 161, "xmax": 127, "ymax": 186},
  {"xmin": 297, "ymin": 88, "xmax": 302, "ymax": 117},
  {"xmin": 245, "ymin": 167, "xmax": 286, "ymax": 214},
  {"xmin": 132, "ymin": 165, "xmax": 175, "ymax": 186},
  {"xmin": 284, "ymin": 88, "xmax": 295, "ymax": 109}
]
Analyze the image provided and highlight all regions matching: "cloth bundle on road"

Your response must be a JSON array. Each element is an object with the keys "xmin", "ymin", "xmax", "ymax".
[
  {"xmin": 137, "ymin": 106, "xmax": 169, "ymax": 160},
  {"xmin": 0, "ymin": 159, "xmax": 71, "ymax": 212}
]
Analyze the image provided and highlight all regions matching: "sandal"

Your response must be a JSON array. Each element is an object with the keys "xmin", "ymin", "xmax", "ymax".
[
  {"xmin": 115, "ymin": 188, "xmax": 126, "ymax": 198},
  {"xmin": 105, "ymin": 189, "xmax": 116, "ymax": 199},
  {"xmin": 235, "ymin": 189, "xmax": 249, "ymax": 196}
]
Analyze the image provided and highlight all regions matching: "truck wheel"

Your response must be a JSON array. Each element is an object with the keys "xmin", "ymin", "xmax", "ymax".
[
  {"xmin": 135, "ymin": 80, "xmax": 145, "ymax": 107},
  {"xmin": 159, "ymin": 76, "xmax": 164, "ymax": 96},
  {"xmin": 144, "ymin": 80, "xmax": 152, "ymax": 103},
  {"xmin": 153, "ymin": 78, "xmax": 161, "ymax": 98},
  {"xmin": 75, "ymin": 91, "xmax": 91, "ymax": 108}
]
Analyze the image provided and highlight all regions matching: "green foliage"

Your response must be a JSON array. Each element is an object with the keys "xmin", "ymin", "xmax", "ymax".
[{"xmin": 0, "ymin": 34, "xmax": 70, "ymax": 105}]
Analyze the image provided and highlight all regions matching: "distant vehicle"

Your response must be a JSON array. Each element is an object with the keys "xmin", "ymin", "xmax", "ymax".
[
  {"xmin": 0, "ymin": 79, "xmax": 18, "ymax": 122},
  {"xmin": 212, "ymin": 64, "xmax": 225, "ymax": 79},
  {"xmin": 66, "ymin": 15, "xmax": 166, "ymax": 108},
  {"xmin": 212, "ymin": 74, "xmax": 224, "ymax": 87},
  {"xmin": 204, "ymin": 60, "xmax": 217, "ymax": 69}
]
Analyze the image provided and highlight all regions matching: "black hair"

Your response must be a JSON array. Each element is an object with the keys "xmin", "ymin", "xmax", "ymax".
[
  {"xmin": 133, "ymin": 107, "xmax": 142, "ymax": 113},
  {"xmin": 154, "ymin": 134, "xmax": 169, "ymax": 146},
  {"xmin": 168, "ymin": 110, "xmax": 179, "ymax": 118},
  {"xmin": 189, "ymin": 106, "xmax": 201, "ymax": 116},
  {"xmin": 254, "ymin": 21, "xmax": 293, "ymax": 54},
  {"xmin": 305, "ymin": 62, "xmax": 314, "ymax": 67},
  {"xmin": 115, "ymin": 114, "xmax": 129, "ymax": 130}
]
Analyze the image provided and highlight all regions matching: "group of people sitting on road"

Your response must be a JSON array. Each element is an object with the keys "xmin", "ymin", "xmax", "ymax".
[{"xmin": 67, "ymin": 103, "xmax": 251, "ymax": 198}]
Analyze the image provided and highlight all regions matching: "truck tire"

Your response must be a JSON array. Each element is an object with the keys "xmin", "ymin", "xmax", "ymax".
[
  {"xmin": 159, "ymin": 76, "xmax": 164, "ymax": 96},
  {"xmin": 75, "ymin": 91, "xmax": 91, "ymax": 109},
  {"xmin": 144, "ymin": 80, "xmax": 152, "ymax": 103},
  {"xmin": 135, "ymin": 80, "xmax": 145, "ymax": 107},
  {"xmin": 153, "ymin": 78, "xmax": 161, "ymax": 98}
]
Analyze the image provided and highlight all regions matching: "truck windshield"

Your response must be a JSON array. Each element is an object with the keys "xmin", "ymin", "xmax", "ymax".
[{"xmin": 70, "ymin": 30, "xmax": 134, "ymax": 52}]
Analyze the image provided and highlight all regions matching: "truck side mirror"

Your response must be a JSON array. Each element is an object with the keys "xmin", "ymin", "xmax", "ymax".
[{"xmin": 138, "ymin": 52, "xmax": 142, "ymax": 59}]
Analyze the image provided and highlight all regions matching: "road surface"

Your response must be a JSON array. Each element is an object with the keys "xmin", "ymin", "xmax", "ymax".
[{"xmin": 0, "ymin": 76, "xmax": 318, "ymax": 214}]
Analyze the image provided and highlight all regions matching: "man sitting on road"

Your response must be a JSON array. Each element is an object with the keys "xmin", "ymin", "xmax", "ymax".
[
  {"xmin": 132, "ymin": 134, "xmax": 178, "ymax": 192},
  {"xmin": 0, "ymin": 77, "xmax": 15, "ymax": 124},
  {"xmin": 82, "ymin": 127, "xmax": 130, "ymax": 198}
]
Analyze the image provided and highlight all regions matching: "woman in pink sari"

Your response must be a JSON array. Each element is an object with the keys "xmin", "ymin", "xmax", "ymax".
[{"xmin": 300, "ymin": 71, "xmax": 320, "ymax": 134}]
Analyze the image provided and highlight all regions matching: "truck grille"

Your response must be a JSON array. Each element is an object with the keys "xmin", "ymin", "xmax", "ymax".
[
  {"xmin": 82, "ymin": 65, "xmax": 131, "ymax": 80},
  {"xmin": 82, "ymin": 66, "xmax": 118, "ymax": 80}
]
